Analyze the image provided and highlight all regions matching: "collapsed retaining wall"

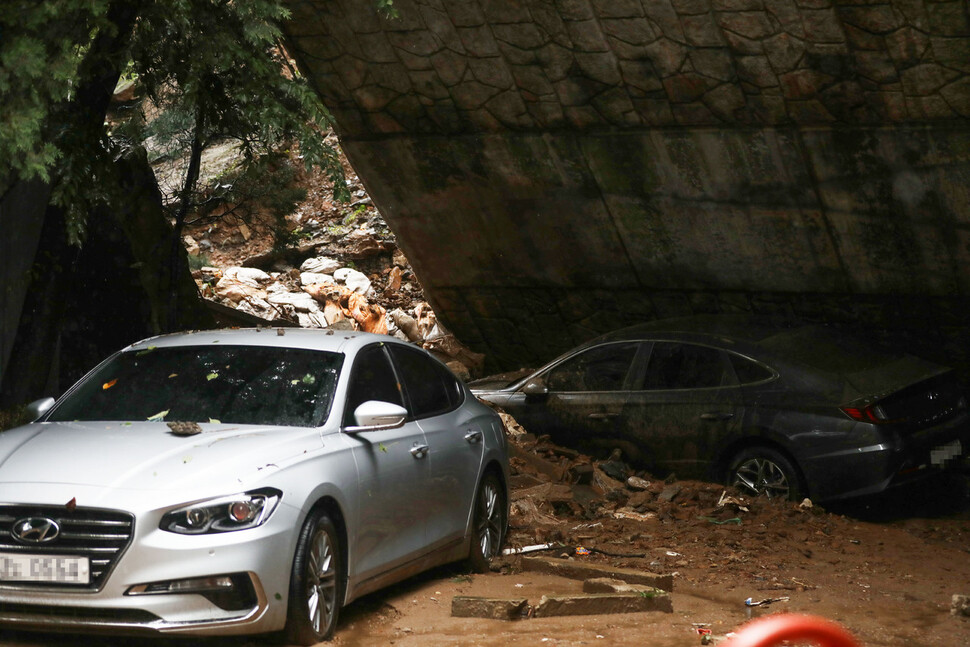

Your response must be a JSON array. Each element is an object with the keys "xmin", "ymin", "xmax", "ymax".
[{"xmin": 283, "ymin": 0, "xmax": 970, "ymax": 370}]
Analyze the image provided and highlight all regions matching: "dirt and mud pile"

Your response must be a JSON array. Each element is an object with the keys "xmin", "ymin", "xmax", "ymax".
[{"xmin": 501, "ymin": 422, "xmax": 852, "ymax": 589}]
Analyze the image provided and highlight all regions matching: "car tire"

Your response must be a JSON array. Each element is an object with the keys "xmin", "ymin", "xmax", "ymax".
[
  {"xmin": 728, "ymin": 446, "xmax": 802, "ymax": 501},
  {"xmin": 467, "ymin": 472, "xmax": 507, "ymax": 573},
  {"xmin": 285, "ymin": 508, "xmax": 343, "ymax": 645}
]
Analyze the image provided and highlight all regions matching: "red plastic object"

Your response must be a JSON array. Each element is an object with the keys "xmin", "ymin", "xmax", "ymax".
[{"xmin": 722, "ymin": 614, "xmax": 862, "ymax": 647}]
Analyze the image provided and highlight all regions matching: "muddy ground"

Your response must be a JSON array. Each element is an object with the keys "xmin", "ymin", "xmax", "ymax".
[{"xmin": 2, "ymin": 431, "xmax": 968, "ymax": 647}]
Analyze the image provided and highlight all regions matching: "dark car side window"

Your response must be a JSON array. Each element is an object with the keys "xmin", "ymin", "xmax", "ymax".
[
  {"xmin": 544, "ymin": 342, "xmax": 639, "ymax": 392},
  {"xmin": 343, "ymin": 344, "xmax": 405, "ymax": 426},
  {"xmin": 643, "ymin": 342, "xmax": 733, "ymax": 390},
  {"xmin": 729, "ymin": 352, "xmax": 775, "ymax": 385},
  {"xmin": 389, "ymin": 345, "xmax": 463, "ymax": 419}
]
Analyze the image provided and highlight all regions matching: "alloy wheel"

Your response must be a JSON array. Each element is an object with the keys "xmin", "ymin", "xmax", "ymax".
[
  {"xmin": 732, "ymin": 457, "xmax": 791, "ymax": 499},
  {"xmin": 305, "ymin": 526, "xmax": 337, "ymax": 633}
]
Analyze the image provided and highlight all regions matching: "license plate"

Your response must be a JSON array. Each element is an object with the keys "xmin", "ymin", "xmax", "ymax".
[
  {"xmin": 0, "ymin": 553, "xmax": 90, "ymax": 584},
  {"xmin": 930, "ymin": 439, "xmax": 962, "ymax": 466}
]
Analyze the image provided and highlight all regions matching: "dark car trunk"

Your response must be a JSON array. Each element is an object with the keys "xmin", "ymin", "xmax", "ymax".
[{"xmin": 871, "ymin": 371, "xmax": 967, "ymax": 429}]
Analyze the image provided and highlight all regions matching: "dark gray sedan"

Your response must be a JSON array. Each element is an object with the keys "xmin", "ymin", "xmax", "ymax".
[{"xmin": 472, "ymin": 316, "xmax": 970, "ymax": 501}]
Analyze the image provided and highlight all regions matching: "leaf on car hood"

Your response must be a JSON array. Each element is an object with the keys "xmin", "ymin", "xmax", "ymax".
[{"xmin": 148, "ymin": 409, "xmax": 170, "ymax": 421}]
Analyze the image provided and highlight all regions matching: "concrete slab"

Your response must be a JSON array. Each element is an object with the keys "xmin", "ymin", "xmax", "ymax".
[
  {"xmin": 451, "ymin": 596, "xmax": 529, "ymax": 620},
  {"xmin": 520, "ymin": 556, "xmax": 674, "ymax": 592},
  {"xmin": 533, "ymin": 592, "xmax": 673, "ymax": 617}
]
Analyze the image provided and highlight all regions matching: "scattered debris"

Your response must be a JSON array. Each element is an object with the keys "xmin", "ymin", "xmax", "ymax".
[
  {"xmin": 953, "ymin": 594, "xmax": 970, "ymax": 617},
  {"xmin": 167, "ymin": 421, "xmax": 203, "ymax": 436},
  {"xmin": 501, "ymin": 543, "xmax": 558, "ymax": 556},
  {"xmin": 744, "ymin": 596, "xmax": 790, "ymax": 607},
  {"xmin": 717, "ymin": 490, "xmax": 749, "ymax": 513}
]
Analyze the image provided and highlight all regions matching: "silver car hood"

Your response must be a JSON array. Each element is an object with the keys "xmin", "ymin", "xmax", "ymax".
[{"xmin": 0, "ymin": 421, "xmax": 324, "ymax": 493}]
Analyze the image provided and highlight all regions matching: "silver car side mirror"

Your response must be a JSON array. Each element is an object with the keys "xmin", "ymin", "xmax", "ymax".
[
  {"xmin": 344, "ymin": 400, "xmax": 408, "ymax": 434},
  {"xmin": 26, "ymin": 397, "xmax": 56, "ymax": 421},
  {"xmin": 521, "ymin": 378, "xmax": 549, "ymax": 397}
]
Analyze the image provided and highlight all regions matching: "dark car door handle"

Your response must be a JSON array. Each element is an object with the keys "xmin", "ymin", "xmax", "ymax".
[
  {"xmin": 588, "ymin": 413, "xmax": 618, "ymax": 421},
  {"xmin": 410, "ymin": 444, "xmax": 429, "ymax": 459},
  {"xmin": 464, "ymin": 430, "xmax": 483, "ymax": 444},
  {"xmin": 700, "ymin": 412, "xmax": 734, "ymax": 421}
]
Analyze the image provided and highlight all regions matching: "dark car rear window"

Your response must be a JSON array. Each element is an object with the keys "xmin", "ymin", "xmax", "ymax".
[
  {"xmin": 756, "ymin": 326, "xmax": 905, "ymax": 375},
  {"xmin": 49, "ymin": 345, "xmax": 343, "ymax": 427}
]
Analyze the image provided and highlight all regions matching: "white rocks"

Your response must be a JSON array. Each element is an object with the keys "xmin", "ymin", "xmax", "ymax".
[
  {"xmin": 334, "ymin": 267, "xmax": 371, "ymax": 294},
  {"xmin": 266, "ymin": 291, "xmax": 320, "ymax": 313},
  {"xmin": 300, "ymin": 256, "xmax": 342, "ymax": 274},
  {"xmin": 300, "ymin": 272, "xmax": 335, "ymax": 287},
  {"xmin": 222, "ymin": 266, "xmax": 271, "ymax": 286}
]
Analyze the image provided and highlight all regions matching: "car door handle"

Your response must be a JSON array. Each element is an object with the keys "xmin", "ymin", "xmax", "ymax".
[
  {"xmin": 464, "ymin": 430, "xmax": 483, "ymax": 444},
  {"xmin": 588, "ymin": 413, "xmax": 618, "ymax": 421},
  {"xmin": 700, "ymin": 412, "xmax": 734, "ymax": 421},
  {"xmin": 410, "ymin": 444, "xmax": 429, "ymax": 459}
]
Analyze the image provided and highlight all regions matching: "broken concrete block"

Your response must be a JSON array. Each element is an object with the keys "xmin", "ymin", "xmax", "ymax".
[
  {"xmin": 451, "ymin": 596, "xmax": 529, "ymax": 620},
  {"xmin": 953, "ymin": 594, "xmax": 970, "ymax": 617},
  {"xmin": 510, "ymin": 443, "xmax": 565, "ymax": 481},
  {"xmin": 569, "ymin": 463, "xmax": 594, "ymax": 484},
  {"xmin": 520, "ymin": 556, "xmax": 674, "ymax": 592},
  {"xmin": 583, "ymin": 576, "xmax": 670, "ymax": 607},
  {"xmin": 658, "ymin": 484, "xmax": 682, "ymax": 502},
  {"xmin": 533, "ymin": 592, "xmax": 672, "ymax": 617}
]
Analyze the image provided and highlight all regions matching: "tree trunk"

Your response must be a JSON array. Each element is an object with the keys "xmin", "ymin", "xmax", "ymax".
[
  {"xmin": 0, "ymin": 180, "xmax": 52, "ymax": 388},
  {"xmin": 0, "ymin": 0, "xmax": 141, "ymax": 406}
]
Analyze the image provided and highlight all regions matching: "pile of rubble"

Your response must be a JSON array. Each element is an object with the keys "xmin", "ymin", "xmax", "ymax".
[
  {"xmin": 499, "ymin": 422, "xmax": 838, "ymax": 586},
  {"xmin": 194, "ymin": 256, "xmax": 483, "ymax": 380},
  {"xmin": 183, "ymin": 165, "xmax": 484, "ymax": 379}
]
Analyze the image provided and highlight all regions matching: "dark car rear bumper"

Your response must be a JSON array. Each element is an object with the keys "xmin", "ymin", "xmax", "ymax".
[{"xmin": 801, "ymin": 412, "xmax": 970, "ymax": 501}]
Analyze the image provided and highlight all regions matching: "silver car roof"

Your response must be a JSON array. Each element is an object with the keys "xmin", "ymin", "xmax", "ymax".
[{"xmin": 124, "ymin": 328, "xmax": 403, "ymax": 355}]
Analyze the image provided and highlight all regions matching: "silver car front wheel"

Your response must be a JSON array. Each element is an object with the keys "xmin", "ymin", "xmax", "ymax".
[
  {"xmin": 286, "ymin": 509, "xmax": 343, "ymax": 645},
  {"xmin": 468, "ymin": 472, "xmax": 506, "ymax": 572}
]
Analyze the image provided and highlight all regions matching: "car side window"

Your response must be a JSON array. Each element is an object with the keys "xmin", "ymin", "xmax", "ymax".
[
  {"xmin": 544, "ymin": 342, "xmax": 638, "ymax": 392},
  {"xmin": 643, "ymin": 342, "xmax": 732, "ymax": 390},
  {"xmin": 343, "ymin": 344, "xmax": 405, "ymax": 426},
  {"xmin": 729, "ymin": 352, "xmax": 774, "ymax": 384},
  {"xmin": 388, "ymin": 345, "xmax": 463, "ymax": 419}
]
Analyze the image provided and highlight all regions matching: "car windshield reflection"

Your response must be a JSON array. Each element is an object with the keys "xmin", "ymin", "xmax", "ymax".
[{"xmin": 48, "ymin": 345, "xmax": 343, "ymax": 427}]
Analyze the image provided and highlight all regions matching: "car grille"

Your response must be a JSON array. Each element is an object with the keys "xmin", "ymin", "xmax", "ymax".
[{"xmin": 0, "ymin": 505, "xmax": 134, "ymax": 591}]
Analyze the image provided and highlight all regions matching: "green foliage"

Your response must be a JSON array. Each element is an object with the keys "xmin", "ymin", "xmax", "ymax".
[
  {"xmin": 376, "ymin": 0, "xmax": 400, "ymax": 19},
  {"xmin": 2, "ymin": 0, "xmax": 377, "ymax": 245},
  {"xmin": 0, "ymin": 1, "xmax": 112, "ymax": 190},
  {"xmin": 0, "ymin": 405, "xmax": 28, "ymax": 432},
  {"xmin": 187, "ymin": 252, "xmax": 211, "ymax": 271},
  {"xmin": 123, "ymin": 0, "xmax": 349, "ymax": 235}
]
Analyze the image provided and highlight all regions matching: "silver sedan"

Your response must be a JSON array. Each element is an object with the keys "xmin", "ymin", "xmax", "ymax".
[{"xmin": 0, "ymin": 329, "xmax": 509, "ymax": 643}]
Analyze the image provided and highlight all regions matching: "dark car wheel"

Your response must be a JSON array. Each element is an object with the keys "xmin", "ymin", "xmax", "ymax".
[
  {"xmin": 285, "ymin": 509, "xmax": 343, "ymax": 645},
  {"xmin": 728, "ymin": 447, "xmax": 802, "ymax": 501},
  {"xmin": 468, "ymin": 472, "xmax": 507, "ymax": 572}
]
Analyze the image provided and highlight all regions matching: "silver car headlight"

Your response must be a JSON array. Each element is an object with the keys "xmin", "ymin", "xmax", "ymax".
[{"xmin": 160, "ymin": 488, "xmax": 281, "ymax": 534}]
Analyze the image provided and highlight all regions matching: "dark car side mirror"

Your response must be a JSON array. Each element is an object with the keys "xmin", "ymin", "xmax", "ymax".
[
  {"xmin": 26, "ymin": 397, "xmax": 56, "ymax": 422},
  {"xmin": 521, "ymin": 378, "xmax": 549, "ymax": 398},
  {"xmin": 344, "ymin": 400, "xmax": 408, "ymax": 434}
]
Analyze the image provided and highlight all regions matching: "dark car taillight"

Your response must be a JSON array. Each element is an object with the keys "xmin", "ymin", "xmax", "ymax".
[{"xmin": 841, "ymin": 404, "xmax": 904, "ymax": 424}]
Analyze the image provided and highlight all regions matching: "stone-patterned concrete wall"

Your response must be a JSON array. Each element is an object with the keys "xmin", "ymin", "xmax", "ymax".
[{"xmin": 283, "ymin": 0, "xmax": 970, "ymax": 370}]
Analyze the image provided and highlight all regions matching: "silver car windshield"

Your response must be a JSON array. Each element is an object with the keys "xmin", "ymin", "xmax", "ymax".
[{"xmin": 48, "ymin": 345, "xmax": 343, "ymax": 427}]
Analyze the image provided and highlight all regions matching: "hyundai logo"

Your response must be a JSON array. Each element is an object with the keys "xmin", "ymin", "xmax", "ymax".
[{"xmin": 12, "ymin": 517, "xmax": 60, "ymax": 543}]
